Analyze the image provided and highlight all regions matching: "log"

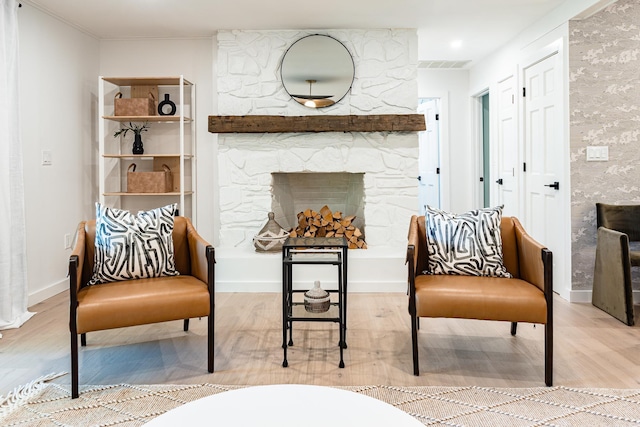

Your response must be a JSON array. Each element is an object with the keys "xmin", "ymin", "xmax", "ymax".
[
  {"xmin": 290, "ymin": 205, "xmax": 366, "ymax": 249},
  {"xmin": 320, "ymin": 205, "xmax": 333, "ymax": 222}
]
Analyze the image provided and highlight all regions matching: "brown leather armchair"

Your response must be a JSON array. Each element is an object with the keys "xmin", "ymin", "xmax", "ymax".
[
  {"xmin": 406, "ymin": 215, "xmax": 553, "ymax": 385},
  {"xmin": 69, "ymin": 216, "xmax": 215, "ymax": 398},
  {"xmin": 592, "ymin": 203, "xmax": 638, "ymax": 326}
]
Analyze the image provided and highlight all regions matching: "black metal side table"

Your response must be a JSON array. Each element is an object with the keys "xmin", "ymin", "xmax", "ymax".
[{"xmin": 281, "ymin": 236, "xmax": 348, "ymax": 368}]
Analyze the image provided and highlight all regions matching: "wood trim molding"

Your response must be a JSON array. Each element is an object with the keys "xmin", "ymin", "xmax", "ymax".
[{"xmin": 208, "ymin": 114, "xmax": 426, "ymax": 133}]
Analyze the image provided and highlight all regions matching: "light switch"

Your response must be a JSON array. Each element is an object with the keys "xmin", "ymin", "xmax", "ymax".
[
  {"xmin": 41, "ymin": 150, "xmax": 52, "ymax": 166},
  {"xmin": 586, "ymin": 146, "xmax": 608, "ymax": 161}
]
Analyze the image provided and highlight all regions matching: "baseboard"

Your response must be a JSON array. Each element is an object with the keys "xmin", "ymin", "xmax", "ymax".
[
  {"xmin": 215, "ymin": 280, "xmax": 406, "ymax": 293},
  {"xmin": 35, "ymin": 273, "xmax": 640, "ymax": 305},
  {"xmin": 27, "ymin": 256, "xmax": 406, "ymax": 303},
  {"xmin": 28, "ymin": 279, "xmax": 67, "ymax": 308},
  {"xmin": 570, "ymin": 289, "xmax": 640, "ymax": 304},
  {"xmin": 569, "ymin": 289, "xmax": 592, "ymax": 303},
  {"xmin": 215, "ymin": 246, "xmax": 407, "ymax": 293}
]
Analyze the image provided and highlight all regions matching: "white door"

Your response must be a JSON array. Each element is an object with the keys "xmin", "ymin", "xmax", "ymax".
[
  {"xmin": 495, "ymin": 76, "xmax": 519, "ymax": 217},
  {"xmin": 418, "ymin": 98, "xmax": 440, "ymax": 213},
  {"xmin": 523, "ymin": 52, "xmax": 566, "ymax": 296}
]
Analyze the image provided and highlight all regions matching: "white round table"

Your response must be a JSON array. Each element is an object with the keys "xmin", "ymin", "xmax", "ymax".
[{"xmin": 145, "ymin": 384, "xmax": 422, "ymax": 426}]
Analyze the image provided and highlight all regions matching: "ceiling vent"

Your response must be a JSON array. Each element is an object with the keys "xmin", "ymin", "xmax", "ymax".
[{"xmin": 418, "ymin": 60, "xmax": 471, "ymax": 69}]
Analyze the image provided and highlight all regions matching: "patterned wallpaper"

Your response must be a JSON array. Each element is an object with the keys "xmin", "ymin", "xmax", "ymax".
[{"xmin": 570, "ymin": 0, "xmax": 640, "ymax": 291}]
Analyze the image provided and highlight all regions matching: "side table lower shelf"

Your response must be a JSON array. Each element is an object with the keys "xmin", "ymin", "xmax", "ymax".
[{"xmin": 282, "ymin": 237, "xmax": 348, "ymax": 369}]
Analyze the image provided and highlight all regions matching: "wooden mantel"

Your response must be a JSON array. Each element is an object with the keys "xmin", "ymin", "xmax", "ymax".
[{"xmin": 208, "ymin": 114, "xmax": 426, "ymax": 133}]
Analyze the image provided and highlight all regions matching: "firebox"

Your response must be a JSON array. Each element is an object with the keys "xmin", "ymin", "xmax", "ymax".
[{"xmin": 271, "ymin": 172, "xmax": 365, "ymax": 237}]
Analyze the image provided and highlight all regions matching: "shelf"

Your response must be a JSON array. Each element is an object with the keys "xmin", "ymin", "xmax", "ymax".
[
  {"xmin": 99, "ymin": 75, "xmax": 196, "ymax": 224},
  {"xmin": 208, "ymin": 114, "xmax": 426, "ymax": 133},
  {"xmin": 284, "ymin": 252, "xmax": 342, "ymax": 265},
  {"xmin": 102, "ymin": 154, "xmax": 193, "ymax": 159},
  {"xmin": 104, "ymin": 191, "xmax": 194, "ymax": 197},
  {"xmin": 290, "ymin": 303, "xmax": 339, "ymax": 320},
  {"xmin": 103, "ymin": 77, "xmax": 192, "ymax": 86},
  {"xmin": 104, "ymin": 115, "xmax": 192, "ymax": 123}
]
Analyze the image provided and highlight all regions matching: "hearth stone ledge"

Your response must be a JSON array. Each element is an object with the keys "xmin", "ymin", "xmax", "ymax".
[{"xmin": 215, "ymin": 246, "xmax": 406, "ymax": 293}]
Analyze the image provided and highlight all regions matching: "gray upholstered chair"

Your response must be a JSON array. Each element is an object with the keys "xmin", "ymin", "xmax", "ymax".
[{"xmin": 593, "ymin": 203, "xmax": 638, "ymax": 326}]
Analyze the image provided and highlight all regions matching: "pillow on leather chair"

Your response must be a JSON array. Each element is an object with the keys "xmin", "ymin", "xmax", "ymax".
[
  {"xmin": 424, "ymin": 205, "xmax": 511, "ymax": 278},
  {"xmin": 89, "ymin": 202, "xmax": 180, "ymax": 285}
]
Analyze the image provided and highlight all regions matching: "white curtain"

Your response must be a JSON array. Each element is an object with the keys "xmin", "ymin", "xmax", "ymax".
[{"xmin": 0, "ymin": 0, "xmax": 33, "ymax": 337}]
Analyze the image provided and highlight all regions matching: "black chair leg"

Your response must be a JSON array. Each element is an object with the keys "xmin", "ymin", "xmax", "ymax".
[
  {"xmin": 511, "ymin": 322, "xmax": 518, "ymax": 336},
  {"xmin": 80, "ymin": 333, "xmax": 86, "ymax": 346},
  {"xmin": 183, "ymin": 319, "xmax": 189, "ymax": 332},
  {"xmin": 71, "ymin": 333, "xmax": 79, "ymax": 399},
  {"xmin": 207, "ymin": 246, "xmax": 215, "ymax": 374},
  {"xmin": 411, "ymin": 314, "xmax": 420, "ymax": 376},
  {"xmin": 208, "ymin": 312, "xmax": 214, "ymax": 373},
  {"xmin": 545, "ymin": 323, "xmax": 553, "ymax": 386}
]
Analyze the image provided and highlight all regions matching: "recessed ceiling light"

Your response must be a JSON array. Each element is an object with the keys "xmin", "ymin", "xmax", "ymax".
[{"xmin": 450, "ymin": 40, "xmax": 463, "ymax": 49}]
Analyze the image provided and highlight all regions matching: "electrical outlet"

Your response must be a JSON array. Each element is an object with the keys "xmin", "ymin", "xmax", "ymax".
[
  {"xmin": 64, "ymin": 233, "xmax": 72, "ymax": 249},
  {"xmin": 42, "ymin": 150, "xmax": 52, "ymax": 166}
]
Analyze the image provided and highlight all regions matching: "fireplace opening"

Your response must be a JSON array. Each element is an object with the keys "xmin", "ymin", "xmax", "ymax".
[{"xmin": 271, "ymin": 172, "xmax": 365, "ymax": 241}]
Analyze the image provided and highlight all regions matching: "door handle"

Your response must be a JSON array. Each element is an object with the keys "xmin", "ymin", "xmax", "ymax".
[
  {"xmin": 545, "ymin": 181, "xmax": 560, "ymax": 190},
  {"xmin": 496, "ymin": 178, "xmax": 503, "ymax": 185}
]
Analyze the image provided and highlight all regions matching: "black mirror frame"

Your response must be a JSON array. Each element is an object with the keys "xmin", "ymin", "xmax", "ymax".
[{"xmin": 280, "ymin": 34, "xmax": 355, "ymax": 109}]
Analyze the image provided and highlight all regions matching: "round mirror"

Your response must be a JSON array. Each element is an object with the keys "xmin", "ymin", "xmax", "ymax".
[{"xmin": 281, "ymin": 35, "xmax": 355, "ymax": 108}]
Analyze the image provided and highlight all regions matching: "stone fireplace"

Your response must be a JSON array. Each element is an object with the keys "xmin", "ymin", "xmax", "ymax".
[{"xmin": 214, "ymin": 29, "xmax": 419, "ymax": 292}]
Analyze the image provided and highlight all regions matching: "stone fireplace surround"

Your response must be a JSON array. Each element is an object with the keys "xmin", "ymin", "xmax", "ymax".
[{"xmin": 214, "ymin": 29, "xmax": 419, "ymax": 292}]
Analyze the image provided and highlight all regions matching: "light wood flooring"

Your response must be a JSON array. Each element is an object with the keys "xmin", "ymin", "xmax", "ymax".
[{"xmin": 1, "ymin": 291, "xmax": 639, "ymax": 396}]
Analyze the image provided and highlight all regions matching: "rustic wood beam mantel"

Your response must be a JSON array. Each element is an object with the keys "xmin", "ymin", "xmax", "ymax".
[{"xmin": 208, "ymin": 114, "xmax": 426, "ymax": 133}]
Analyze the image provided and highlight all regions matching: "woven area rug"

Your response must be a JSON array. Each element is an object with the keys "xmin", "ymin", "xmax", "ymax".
[{"xmin": 2, "ymin": 379, "xmax": 640, "ymax": 426}]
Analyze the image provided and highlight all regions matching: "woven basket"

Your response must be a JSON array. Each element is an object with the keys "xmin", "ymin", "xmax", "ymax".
[
  {"xmin": 304, "ymin": 281, "xmax": 330, "ymax": 313},
  {"xmin": 114, "ymin": 92, "xmax": 156, "ymax": 116},
  {"xmin": 253, "ymin": 212, "xmax": 289, "ymax": 252},
  {"xmin": 127, "ymin": 163, "xmax": 172, "ymax": 193}
]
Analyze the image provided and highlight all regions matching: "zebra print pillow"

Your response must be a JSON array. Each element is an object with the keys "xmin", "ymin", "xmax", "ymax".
[
  {"xmin": 424, "ymin": 205, "xmax": 512, "ymax": 278},
  {"xmin": 88, "ymin": 203, "xmax": 180, "ymax": 285}
]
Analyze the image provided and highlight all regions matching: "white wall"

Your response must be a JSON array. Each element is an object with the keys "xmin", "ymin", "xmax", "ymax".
[
  {"xmin": 417, "ymin": 68, "xmax": 471, "ymax": 213},
  {"xmin": 18, "ymin": 10, "xmax": 217, "ymax": 306},
  {"xmin": 18, "ymin": 4, "xmax": 99, "ymax": 305},
  {"xmin": 423, "ymin": 0, "xmax": 610, "ymax": 217},
  {"xmin": 17, "ymin": 0, "xmax": 608, "ymax": 305},
  {"xmin": 466, "ymin": 0, "xmax": 609, "ymax": 301},
  {"xmin": 469, "ymin": 0, "xmax": 609, "ymax": 94},
  {"xmin": 99, "ymin": 38, "xmax": 217, "ymax": 245}
]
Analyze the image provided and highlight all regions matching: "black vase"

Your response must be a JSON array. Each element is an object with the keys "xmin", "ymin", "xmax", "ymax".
[
  {"xmin": 158, "ymin": 93, "xmax": 176, "ymax": 116},
  {"xmin": 132, "ymin": 133, "xmax": 144, "ymax": 155}
]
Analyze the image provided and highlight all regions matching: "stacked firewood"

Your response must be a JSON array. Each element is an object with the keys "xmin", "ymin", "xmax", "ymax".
[{"xmin": 290, "ymin": 205, "xmax": 367, "ymax": 249}]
